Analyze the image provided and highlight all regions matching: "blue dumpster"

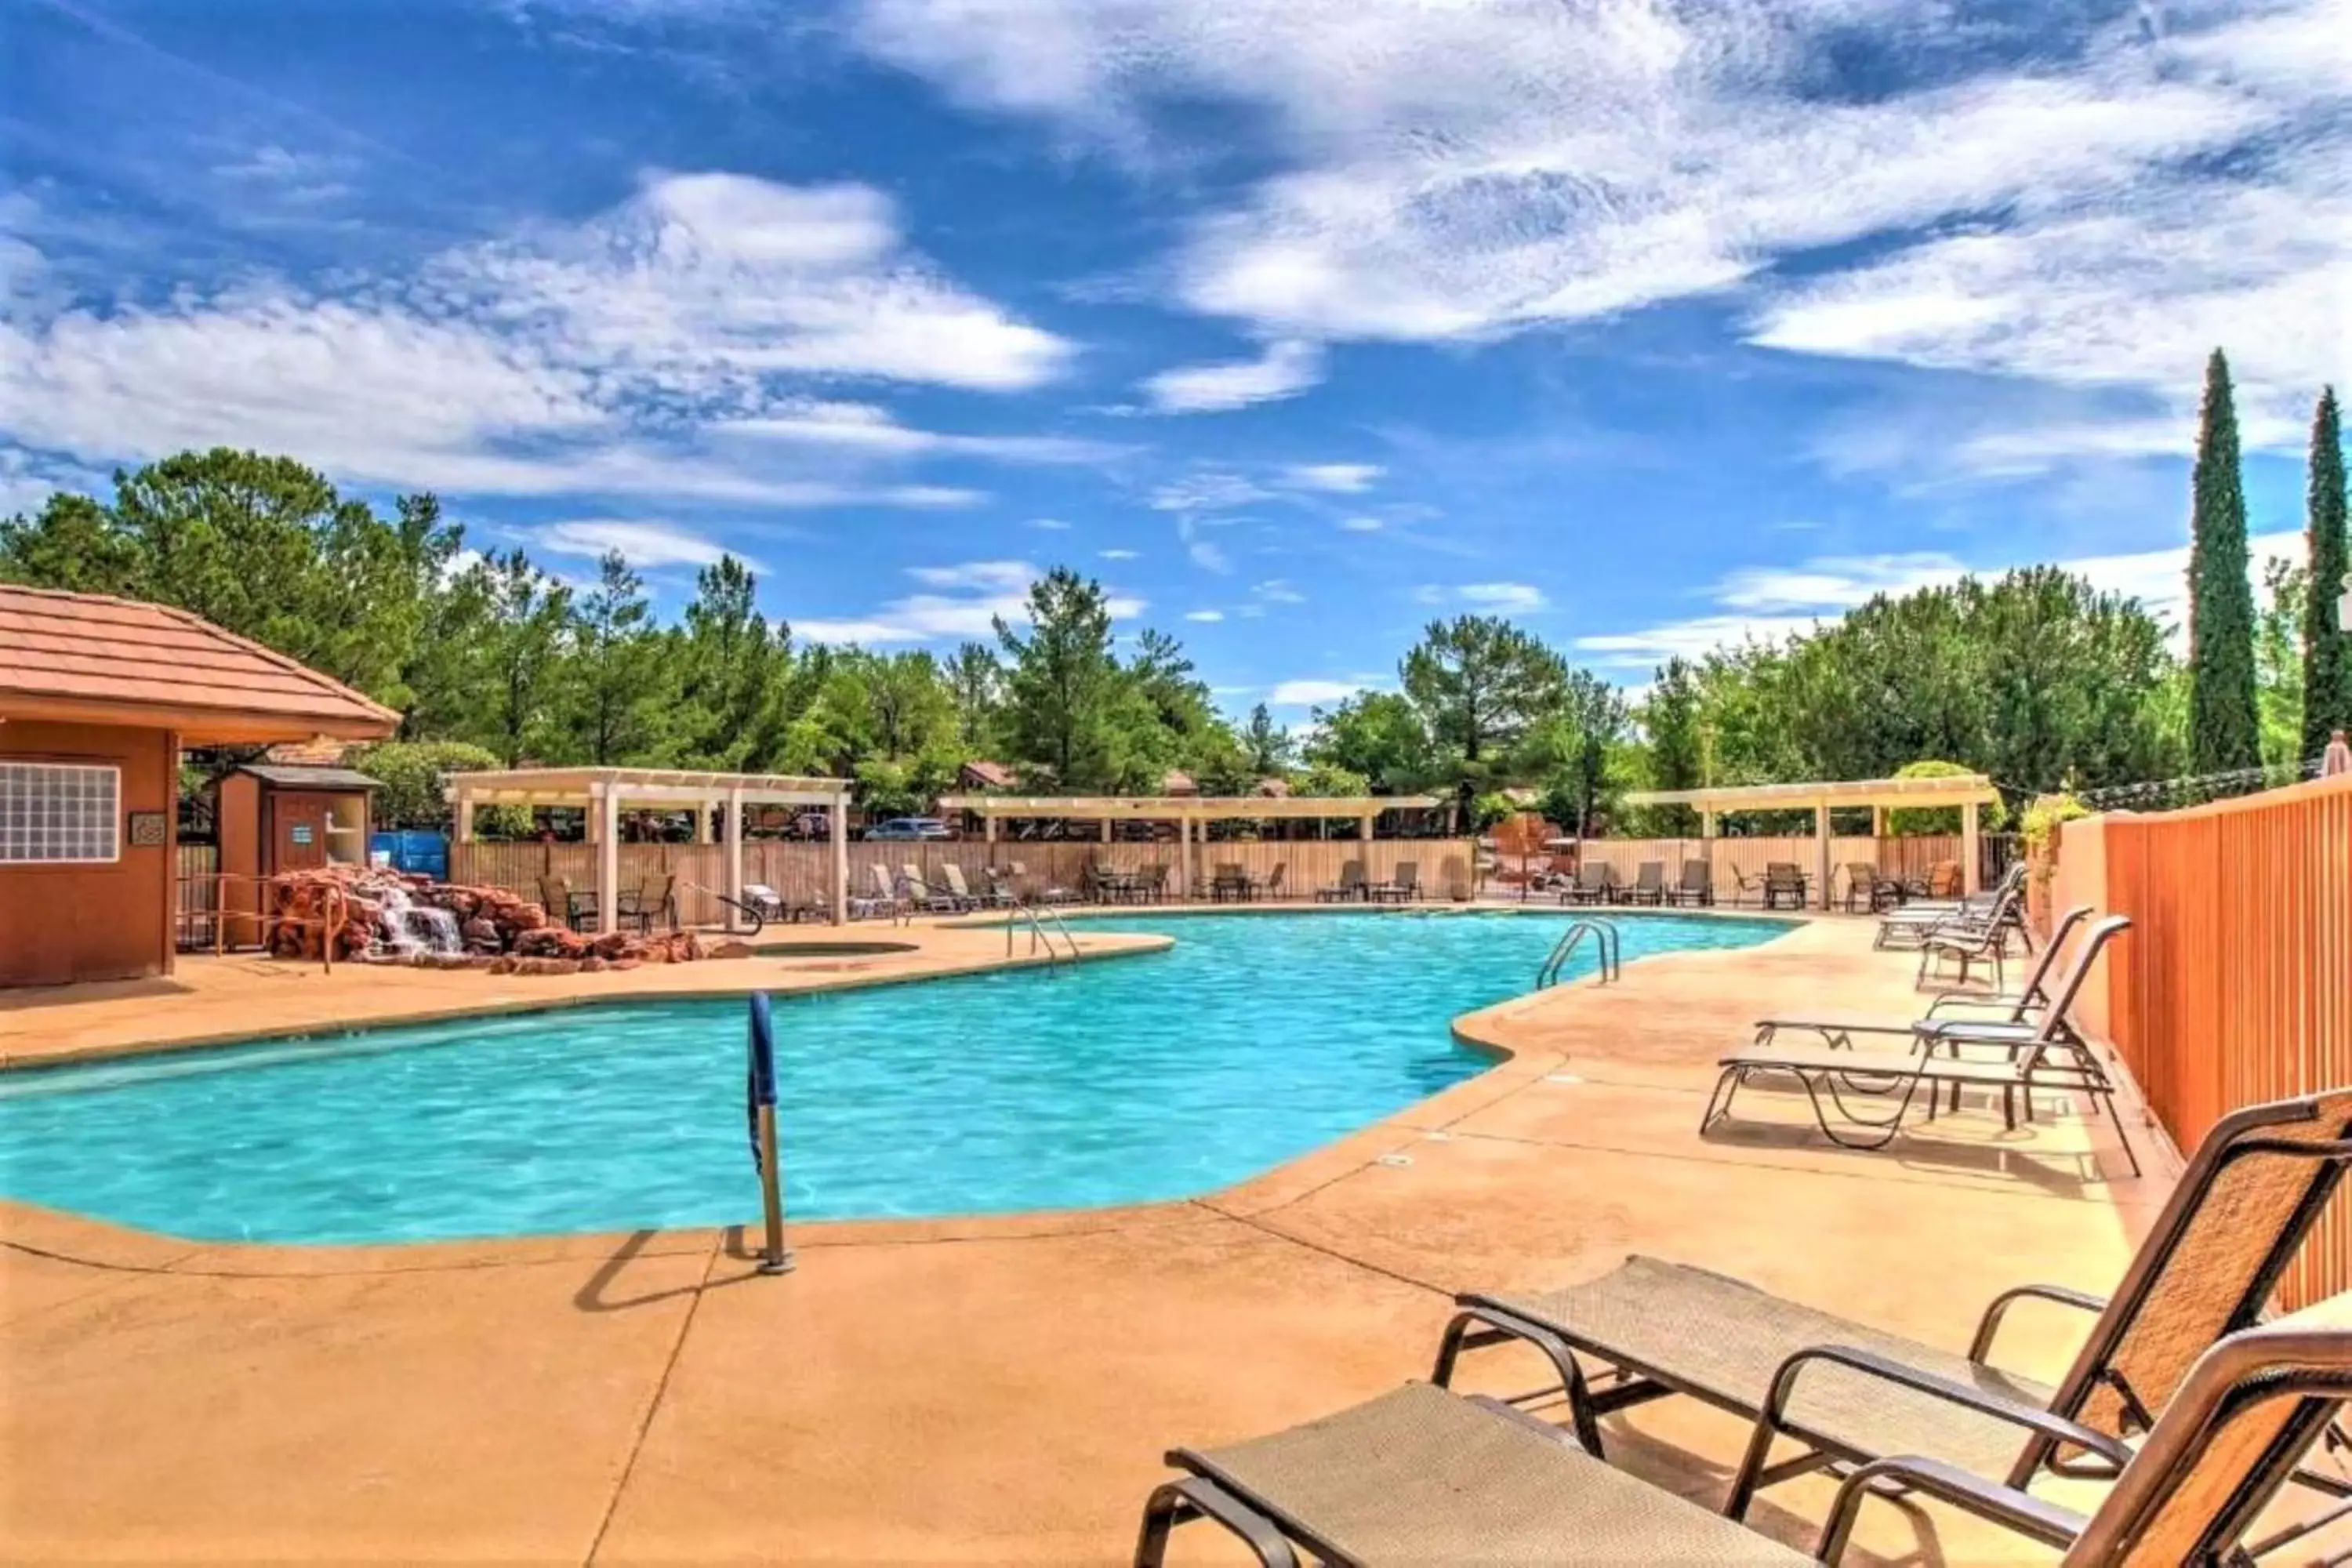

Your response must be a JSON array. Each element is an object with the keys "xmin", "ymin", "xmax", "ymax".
[{"xmin": 368, "ymin": 830, "xmax": 449, "ymax": 880}]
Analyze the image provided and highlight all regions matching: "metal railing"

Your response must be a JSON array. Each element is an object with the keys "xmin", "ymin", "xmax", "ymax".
[
  {"xmin": 745, "ymin": 993, "xmax": 793, "ymax": 1276},
  {"xmin": 1538, "ymin": 917, "xmax": 1621, "ymax": 989},
  {"xmin": 1004, "ymin": 896, "xmax": 1080, "ymax": 964}
]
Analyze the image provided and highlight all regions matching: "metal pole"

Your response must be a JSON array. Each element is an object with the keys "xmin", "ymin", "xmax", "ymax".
[
  {"xmin": 757, "ymin": 1103, "xmax": 791, "ymax": 1275},
  {"xmin": 747, "ymin": 993, "xmax": 793, "ymax": 1276}
]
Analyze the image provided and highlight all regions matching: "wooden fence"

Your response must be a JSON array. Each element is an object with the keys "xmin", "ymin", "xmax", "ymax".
[
  {"xmin": 1562, "ymin": 835, "xmax": 1965, "ymax": 907},
  {"xmin": 2051, "ymin": 775, "xmax": 2352, "ymax": 1308},
  {"xmin": 450, "ymin": 837, "xmax": 1478, "ymax": 920}
]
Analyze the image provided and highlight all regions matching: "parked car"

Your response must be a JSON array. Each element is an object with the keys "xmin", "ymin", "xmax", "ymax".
[{"xmin": 864, "ymin": 816, "xmax": 954, "ymax": 841}]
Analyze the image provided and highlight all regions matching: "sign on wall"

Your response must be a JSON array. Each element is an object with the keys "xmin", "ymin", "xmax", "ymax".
[{"xmin": 126, "ymin": 811, "xmax": 169, "ymax": 848}]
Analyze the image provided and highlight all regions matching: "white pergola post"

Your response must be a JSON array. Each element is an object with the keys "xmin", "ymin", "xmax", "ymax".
[
  {"xmin": 695, "ymin": 806, "xmax": 713, "ymax": 845},
  {"xmin": 1178, "ymin": 815, "xmax": 1193, "ymax": 902},
  {"xmin": 724, "ymin": 786, "xmax": 745, "ymax": 935},
  {"xmin": 1101, "ymin": 818, "xmax": 1112, "ymax": 844},
  {"xmin": 456, "ymin": 795, "xmax": 475, "ymax": 845},
  {"xmin": 597, "ymin": 783, "xmax": 620, "ymax": 935},
  {"xmin": 1814, "ymin": 800, "xmax": 1831, "ymax": 912},
  {"xmin": 829, "ymin": 797, "xmax": 848, "ymax": 928},
  {"xmin": 1962, "ymin": 798, "xmax": 1982, "ymax": 895},
  {"xmin": 1358, "ymin": 813, "xmax": 1374, "ymax": 843}
]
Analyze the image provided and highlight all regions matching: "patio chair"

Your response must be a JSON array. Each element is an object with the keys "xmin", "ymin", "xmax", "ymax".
[
  {"xmin": 1250, "ymin": 863, "xmax": 1287, "ymax": 902},
  {"xmin": 939, "ymin": 862, "xmax": 1004, "ymax": 910},
  {"xmin": 616, "ymin": 871, "xmax": 675, "ymax": 934},
  {"xmin": 862, "ymin": 862, "xmax": 912, "ymax": 922},
  {"xmin": 1915, "ymin": 881, "xmax": 2029, "ymax": 990},
  {"xmin": 722, "ymin": 882, "xmax": 790, "ymax": 933},
  {"xmin": 1721, "ymin": 913, "xmax": 2131, "ymax": 1163},
  {"xmin": 1562, "ymin": 863, "xmax": 1613, "ymax": 906},
  {"xmin": 1427, "ymin": 1084, "xmax": 2352, "ymax": 1526},
  {"xmin": 1012, "ymin": 860, "xmax": 1076, "ymax": 906},
  {"xmin": 1762, "ymin": 861, "xmax": 1808, "ymax": 910},
  {"xmin": 1840, "ymin": 861, "xmax": 1892, "ymax": 913},
  {"xmin": 1315, "ymin": 860, "xmax": 1366, "ymax": 902},
  {"xmin": 1383, "ymin": 861, "xmax": 1421, "ymax": 902},
  {"xmin": 1140, "ymin": 862, "xmax": 1171, "ymax": 904},
  {"xmin": 1667, "ymin": 859, "xmax": 1714, "ymax": 907},
  {"xmin": 1877, "ymin": 861, "xmax": 2030, "ymax": 950},
  {"xmin": 1758, "ymin": 906, "xmax": 2094, "ymax": 1055},
  {"xmin": 1624, "ymin": 861, "xmax": 1667, "ymax": 906},
  {"xmin": 539, "ymin": 875, "xmax": 597, "ymax": 932},
  {"xmin": 1141, "ymin": 1301, "xmax": 2352, "ymax": 1568}
]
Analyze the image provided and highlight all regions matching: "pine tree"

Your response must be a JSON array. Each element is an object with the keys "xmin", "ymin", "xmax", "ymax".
[
  {"xmin": 2303, "ymin": 387, "xmax": 2351, "ymax": 756},
  {"xmin": 2187, "ymin": 349, "xmax": 2261, "ymax": 774}
]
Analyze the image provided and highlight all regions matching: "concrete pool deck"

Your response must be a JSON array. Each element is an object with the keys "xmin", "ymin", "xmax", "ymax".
[{"xmin": 4, "ymin": 911, "xmax": 2349, "ymax": 1563}]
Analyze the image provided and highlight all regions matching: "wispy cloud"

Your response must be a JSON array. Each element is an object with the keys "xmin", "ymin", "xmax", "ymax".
[
  {"xmin": 796, "ymin": 558, "xmax": 1145, "ymax": 644},
  {"xmin": 1279, "ymin": 461, "xmax": 1381, "ymax": 494},
  {"xmin": 1417, "ymin": 581, "xmax": 1547, "ymax": 613},
  {"xmin": 537, "ymin": 517, "xmax": 752, "ymax": 571},
  {"xmin": 1139, "ymin": 339, "xmax": 1322, "ymax": 413},
  {"xmin": 0, "ymin": 170, "xmax": 1070, "ymax": 504},
  {"xmin": 1266, "ymin": 677, "xmax": 1362, "ymax": 707},
  {"xmin": 1098, "ymin": 546, "xmax": 1141, "ymax": 560},
  {"xmin": 1185, "ymin": 608, "xmax": 1225, "ymax": 622}
]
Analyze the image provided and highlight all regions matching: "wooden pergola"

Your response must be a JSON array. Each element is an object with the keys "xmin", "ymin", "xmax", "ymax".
[
  {"xmin": 446, "ymin": 767, "xmax": 853, "ymax": 932},
  {"xmin": 935, "ymin": 793, "xmax": 1443, "ymax": 902},
  {"xmin": 1621, "ymin": 773, "xmax": 2001, "ymax": 910}
]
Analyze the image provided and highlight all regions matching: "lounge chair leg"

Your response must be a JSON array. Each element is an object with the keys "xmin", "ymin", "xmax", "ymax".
[
  {"xmin": 1432, "ymin": 1307, "xmax": 1604, "ymax": 1456},
  {"xmin": 1135, "ymin": 1478, "xmax": 1297, "ymax": 1568},
  {"xmin": 2100, "ymin": 1091, "xmax": 2143, "ymax": 1179},
  {"xmin": 1726, "ymin": 1416, "xmax": 1826, "ymax": 1520},
  {"xmin": 1699, "ymin": 1067, "xmax": 1742, "ymax": 1134}
]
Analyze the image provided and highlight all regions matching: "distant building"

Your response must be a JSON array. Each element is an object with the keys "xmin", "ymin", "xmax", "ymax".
[
  {"xmin": 0, "ymin": 587, "xmax": 397, "ymax": 987},
  {"xmin": 956, "ymin": 759, "xmax": 1017, "ymax": 792}
]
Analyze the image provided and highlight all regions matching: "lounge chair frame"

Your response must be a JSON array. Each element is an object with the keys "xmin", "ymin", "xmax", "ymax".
[{"xmin": 1428, "ymin": 1089, "xmax": 2352, "ymax": 1526}]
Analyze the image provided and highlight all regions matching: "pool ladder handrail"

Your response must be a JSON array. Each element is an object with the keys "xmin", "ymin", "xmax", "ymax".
[
  {"xmin": 1006, "ymin": 896, "xmax": 1080, "ymax": 966},
  {"xmin": 1538, "ymin": 917, "xmax": 1621, "ymax": 989}
]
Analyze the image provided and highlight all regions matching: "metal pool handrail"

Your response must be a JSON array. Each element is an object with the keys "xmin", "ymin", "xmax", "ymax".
[
  {"xmin": 1538, "ymin": 917, "xmax": 1621, "ymax": 989},
  {"xmin": 745, "ymin": 993, "xmax": 794, "ymax": 1276},
  {"xmin": 1004, "ymin": 898, "xmax": 1080, "ymax": 965}
]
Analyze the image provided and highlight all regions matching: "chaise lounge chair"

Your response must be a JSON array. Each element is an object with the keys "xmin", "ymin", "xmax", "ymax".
[
  {"xmin": 1704, "ymin": 913, "xmax": 2136, "ymax": 1169},
  {"xmin": 939, "ymin": 862, "xmax": 1005, "ymax": 909},
  {"xmin": 1138, "ymin": 1300, "xmax": 2352, "ymax": 1567},
  {"xmin": 1666, "ymin": 859, "xmax": 1714, "ymax": 907},
  {"xmin": 1876, "ymin": 861, "xmax": 2027, "ymax": 949},
  {"xmin": 862, "ymin": 863, "xmax": 913, "ymax": 923},
  {"xmin": 1915, "ymin": 880, "xmax": 2029, "ymax": 990},
  {"xmin": 1562, "ymin": 863, "xmax": 1615, "ymax": 905},
  {"xmin": 901, "ymin": 863, "xmax": 967, "ymax": 914},
  {"xmin": 1315, "ymin": 860, "xmax": 1366, "ymax": 902},
  {"xmin": 1425, "ymin": 1086, "xmax": 2352, "ymax": 1529}
]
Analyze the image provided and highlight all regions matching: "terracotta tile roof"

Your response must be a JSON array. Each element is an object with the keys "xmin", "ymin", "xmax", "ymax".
[
  {"xmin": 0, "ymin": 586, "xmax": 400, "ymax": 742},
  {"xmin": 1161, "ymin": 769, "xmax": 1198, "ymax": 794},
  {"xmin": 958, "ymin": 759, "xmax": 1017, "ymax": 789}
]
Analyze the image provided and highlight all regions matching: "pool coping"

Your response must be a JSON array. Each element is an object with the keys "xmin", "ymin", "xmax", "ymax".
[{"xmin": 0, "ymin": 906, "xmax": 1817, "ymax": 1272}]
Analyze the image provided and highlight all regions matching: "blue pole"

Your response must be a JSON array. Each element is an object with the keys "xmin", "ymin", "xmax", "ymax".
[{"xmin": 746, "ymin": 993, "xmax": 793, "ymax": 1275}]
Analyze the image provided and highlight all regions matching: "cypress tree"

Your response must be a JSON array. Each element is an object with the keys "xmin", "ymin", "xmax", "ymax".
[
  {"xmin": 2187, "ymin": 349, "xmax": 2261, "ymax": 773},
  {"xmin": 2303, "ymin": 386, "xmax": 2350, "ymax": 756}
]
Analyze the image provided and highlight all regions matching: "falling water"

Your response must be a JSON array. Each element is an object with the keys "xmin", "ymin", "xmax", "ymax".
[{"xmin": 375, "ymin": 881, "xmax": 463, "ymax": 957}]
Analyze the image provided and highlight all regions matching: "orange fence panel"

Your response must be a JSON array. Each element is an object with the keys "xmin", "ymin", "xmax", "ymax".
[{"xmin": 2068, "ymin": 775, "xmax": 2352, "ymax": 1307}]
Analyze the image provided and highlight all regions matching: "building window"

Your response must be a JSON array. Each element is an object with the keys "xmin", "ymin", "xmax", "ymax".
[{"xmin": 0, "ymin": 762, "xmax": 122, "ymax": 864}]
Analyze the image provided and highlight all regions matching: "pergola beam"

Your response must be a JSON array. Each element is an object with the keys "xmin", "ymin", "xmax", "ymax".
[{"xmin": 935, "ymin": 793, "xmax": 1441, "ymax": 822}]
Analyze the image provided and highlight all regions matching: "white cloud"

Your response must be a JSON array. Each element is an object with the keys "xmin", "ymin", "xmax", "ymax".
[
  {"xmin": 0, "ymin": 171, "xmax": 1071, "ymax": 504},
  {"xmin": 1280, "ymin": 461, "xmax": 1381, "ymax": 493},
  {"xmin": 717, "ymin": 399, "xmax": 1116, "ymax": 463},
  {"xmin": 1185, "ymin": 608, "xmax": 1225, "ymax": 622},
  {"xmin": 1338, "ymin": 514, "xmax": 1385, "ymax": 532},
  {"xmin": 1254, "ymin": 578, "xmax": 1305, "ymax": 604},
  {"xmin": 1149, "ymin": 472, "xmax": 1270, "ymax": 512},
  {"xmin": 1098, "ymin": 547, "xmax": 1141, "ymax": 560},
  {"xmin": 1267, "ymin": 678, "xmax": 1363, "ymax": 707},
  {"xmin": 1025, "ymin": 516, "xmax": 1073, "ymax": 530},
  {"xmin": 1138, "ymin": 339, "xmax": 1322, "ymax": 413},
  {"xmin": 851, "ymin": 0, "xmax": 2350, "ymax": 448},
  {"xmin": 1418, "ymin": 581, "xmax": 1548, "ymax": 613},
  {"xmin": 537, "ymin": 517, "xmax": 749, "ymax": 570},
  {"xmin": 795, "ymin": 559, "xmax": 1145, "ymax": 644},
  {"xmin": 1712, "ymin": 554, "xmax": 1966, "ymax": 612}
]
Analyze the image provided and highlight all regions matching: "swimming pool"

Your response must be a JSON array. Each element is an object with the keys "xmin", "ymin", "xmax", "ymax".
[{"xmin": 0, "ymin": 910, "xmax": 1789, "ymax": 1243}]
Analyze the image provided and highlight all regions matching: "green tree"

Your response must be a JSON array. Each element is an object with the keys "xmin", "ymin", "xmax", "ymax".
[
  {"xmin": 473, "ymin": 550, "xmax": 572, "ymax": 765},
  {"xmin": 673, "ymin": 554, "xmax": 789, "ymax": 770},
  {"xmin": 347, "ymin": 739, "xmax": 505, "ymax": 829},
  {"xmin": 1401, "ymin": 615, "xmax": 1568, "ymax": 768},
  {"xmin": 557, "ymin": 552, "xmax": 668, "ymax": 765},
  {"xmin": 0, "ymin": 492, "xmax": 140, "ymax": 591},
  {"xmin": 2304, "ymin": 387, "xmax": 2351, "ymax": 753},
  {"xmin": 1631, "ymin": 656, "xmax": 1703, "ymax": 833},
  {"xmin": 995, "ymin": 568, "xmax": 1122, "ymax": 789},
  {"xmin": 1305, "ymin": 691, "xmax": 1436, "ymax": 793},
  {"xmin": 1239, "ymin": 702, "xmax": 1294, "ymax": 777},
  {"xmin": 2257, "ymin": 557, "xmax": 2311, "ymax": 772},
  {"xmin": 2187, "ymin": 349, "xmax": 2260, "ymax": 774},
  {"xmin": 1556, "ymin": 670, "xmax": 1628, "ymax": 837},
  {"xmin": 944, "ymin": 641, "xmax": 1003, "ymax": 753}
]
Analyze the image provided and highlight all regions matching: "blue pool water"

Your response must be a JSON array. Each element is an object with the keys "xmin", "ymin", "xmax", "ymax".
[{"xmin": 0, "ymin": 911, "xmax": 1788, "ymax": 1243}]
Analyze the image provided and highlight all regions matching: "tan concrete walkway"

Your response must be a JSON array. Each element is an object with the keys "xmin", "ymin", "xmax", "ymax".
[{"xmin": 3, "ymin": 913, "xmax": 2345, "ymax": 1563}]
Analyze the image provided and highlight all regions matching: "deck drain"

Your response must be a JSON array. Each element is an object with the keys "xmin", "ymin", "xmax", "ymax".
[
  {"xmin": 1377, "ymin": 1152, "xmax": 1414, "ymax": 1167},
  {"xmin": 1544, "ymin": 1072, "xmax": 1584, "ymax": 1085},
  {"xmin": 1421, "ymin": 1130, "xmax": 1454, "ymax": 1141}
]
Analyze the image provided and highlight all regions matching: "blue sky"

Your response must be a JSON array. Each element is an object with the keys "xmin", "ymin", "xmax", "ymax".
[{"xmin": 2, "ymin": 0, "xmax": 2344, "ymax": 713}]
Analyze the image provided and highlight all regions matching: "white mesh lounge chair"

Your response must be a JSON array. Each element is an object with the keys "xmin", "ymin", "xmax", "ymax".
[
  {"xmin": 1139, "ymin": 1299, "xmax": 2352, "ymax": 1568},
  {"xmin": 1416, "ymin": 1088, "xmax": 2352, "ymax": 1540}
]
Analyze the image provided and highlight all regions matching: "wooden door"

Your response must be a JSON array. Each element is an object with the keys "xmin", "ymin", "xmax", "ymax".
[{"xmin": 269, "ymin": 793, "xmax": 331, "ymax": 873}]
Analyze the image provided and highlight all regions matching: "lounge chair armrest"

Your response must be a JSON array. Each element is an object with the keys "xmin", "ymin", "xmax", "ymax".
[
  {"xmin": 1751, "ymin": 1019, "xmax": 1920, "ymax": 1049},
  {"xmin": 1967, "ymin": 1284, "xmax": 2110, "ymax": 1363},
  {"xmin": 1924, "ymin": 993, "xmax": 2031, "ymax": 1018},
  {"xmin": 1761, "ymin": 1345, "xmax": 2132, "ymax": 1472},
  {"xmin": 1816, "ymin": 1454, "xmax": 2088, "ymax": 1563}
]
